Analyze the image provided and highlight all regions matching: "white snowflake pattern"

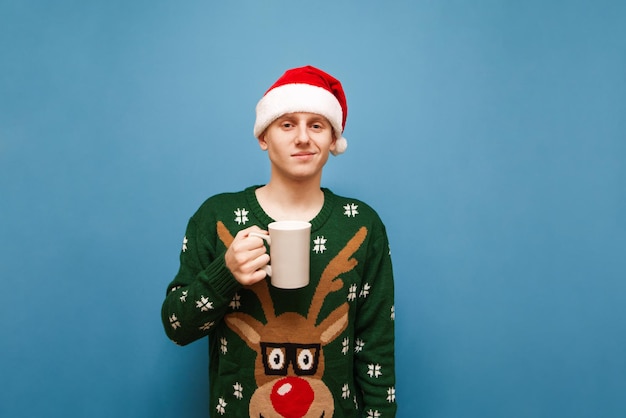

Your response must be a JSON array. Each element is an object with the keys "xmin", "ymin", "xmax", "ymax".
[
  {"xmin": 199, "ymin": 321, "xmax": 214, "ymax": 331},
  {"xmin": 182, "ymin": 236, "xmax": 188, "ymax": 252},
  {"xmin": 367, "ymin": 363, "xmax": 382, "ymax": 378},
  {"xmin": 355, "ymin": 338, "xmax": 365, "ymax": 353},
  {"xmin": 220, "ymin": 337, "xmax": 228, "ymax": 354},
  {"xmin": 359, "ymin": 283, "xmax": 371, "ymax": 298},
  {"xmin": 233, "ymin": 382, "xmax": 243, "ymax": 399},
  {"xmin": 387, "ymin": 387, "xmax": 396, "ymax": 403},
  {"xmin": 391, "ymin": 305, "xmax": 395, "ymax": 320},
  {"xmin": 216, "ymin": 398, "xmax": 227, "ymax": 415},
  {"xmin": 341, "ymin": 337, "xmax": 350, "ymax": 355},
  {"xmin": 234, "ymin": 208, "xmax": 249, "ymax": 225},
  {"xmin": 169, "ymin": 314, "xmax": 181, "ymax": 330},
  {"xmin": 313, "ymin": 236, "xmax": 327, "ymax": 254},
  {"xmin": 367, "ymin": 410, "xmax": 381, "ymax": 418},
  {"xmin": 196, "ymin": 295, "xmax": 214, "ymax": 312},
  {"xmin": 347, "ymin": 284, "xmax": 357, "ymax": 301},
  {"xmin": 229, "ymin": 293, "xmax": 241, "ymax": 309},
  {"xmin": 179, "ymin": 290, "xmax": 188, "ymax": 302},
  {"xmin": 343, "ymin": 203, "xmax": 359, "ymax": 217},
  {"xmin": 341, "ymin": 383, "xmax": 350, "ymax": 399}
]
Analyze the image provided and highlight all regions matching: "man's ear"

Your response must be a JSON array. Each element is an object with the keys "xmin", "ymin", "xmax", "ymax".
[
  {"xmin": 258, "ymin": 134, "xmax": 268, "ymax": 151},
  {"xmin": 329, "ymin": 130, "xmax": 337, "ymax": 152}
]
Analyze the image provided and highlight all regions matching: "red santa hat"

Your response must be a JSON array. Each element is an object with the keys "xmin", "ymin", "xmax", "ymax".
[{"xmin": 254, "ymin": 65, "xmax": 348, "ymax": 156}]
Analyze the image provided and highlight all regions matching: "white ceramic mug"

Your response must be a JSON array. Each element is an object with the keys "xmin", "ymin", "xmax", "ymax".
[{"xmin": 250, "ymin": 220, "xmax": 311, "ymax": 289}]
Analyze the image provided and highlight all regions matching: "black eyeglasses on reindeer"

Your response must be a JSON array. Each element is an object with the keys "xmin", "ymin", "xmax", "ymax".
[{"xmin": 261, "ymin": 342, "xmax": 321, "ymax": 376}]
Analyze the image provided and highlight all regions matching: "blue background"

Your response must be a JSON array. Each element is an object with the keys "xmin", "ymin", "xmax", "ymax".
[{"xmin": 1, "ymin": 1, "xmax": 625, "ymax": 417}]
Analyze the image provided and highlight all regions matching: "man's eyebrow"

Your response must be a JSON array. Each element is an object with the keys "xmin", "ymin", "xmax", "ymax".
[{"xmin": 308, "ymin": 116, "xmax": 328, "ymax": 124}]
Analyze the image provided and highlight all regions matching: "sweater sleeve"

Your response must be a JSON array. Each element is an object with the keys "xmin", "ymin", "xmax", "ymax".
[
  {"xmin": 354, "ymin": 223, "xmax": 397, "ymax": 416},
  {"xmin": 161, "ymin": 215, "xmax": 241, "ymax": 346}
]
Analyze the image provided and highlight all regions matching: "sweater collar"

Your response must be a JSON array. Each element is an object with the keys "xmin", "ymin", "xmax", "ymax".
[{"xmin": 245, "ymin": 185, "xmax": 335, "ymax": 232}]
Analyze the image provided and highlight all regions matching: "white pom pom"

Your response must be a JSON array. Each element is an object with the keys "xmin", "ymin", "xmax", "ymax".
[{"xmin": 331, "ymin": 136, "xmax": 348, "ymax": 156}]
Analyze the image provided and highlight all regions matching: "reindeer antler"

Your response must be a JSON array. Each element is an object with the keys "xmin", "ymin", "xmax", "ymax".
[
  {"xmin": 217, "ymin": 221, "xmax": 276, "ymax": 323},
  {"xmin": 217, "ymin": 221, "xmax": 235, "ymax": 247},
  {"xmin": 308, "ymin": 226, "xmax": 368, "ymax": 323}
]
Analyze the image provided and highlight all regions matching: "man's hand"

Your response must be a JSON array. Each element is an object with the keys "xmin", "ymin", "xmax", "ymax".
[{"xmin": 224, "ymin": 226, "xmax": 270, "ymax": 286}]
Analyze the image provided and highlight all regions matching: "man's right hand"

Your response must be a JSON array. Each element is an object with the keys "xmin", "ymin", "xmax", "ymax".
[{"xmin": 224, "ymin": 226, "xmax": 270, "ymax": 286}]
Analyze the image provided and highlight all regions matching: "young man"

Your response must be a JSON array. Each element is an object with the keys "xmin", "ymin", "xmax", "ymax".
[{"xmin": 161, "ymin": 65, "xmax": 397, "ymax": 417}]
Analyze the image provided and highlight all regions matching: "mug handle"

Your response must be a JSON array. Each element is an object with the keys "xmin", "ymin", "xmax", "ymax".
[{"xmin": 249, "ymin": 232, "xmax": 272, "ymax": 276}]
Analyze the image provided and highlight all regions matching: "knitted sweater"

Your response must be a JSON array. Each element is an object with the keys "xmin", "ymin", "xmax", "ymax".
[{"xmin": 161, "ymin": 186, "xmax": 396, "ymax": 417}]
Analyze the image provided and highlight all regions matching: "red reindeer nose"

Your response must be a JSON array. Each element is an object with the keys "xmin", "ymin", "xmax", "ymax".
[{"xmin": 270, "ymin": 376, "xmax": 314, "ymax": 418}]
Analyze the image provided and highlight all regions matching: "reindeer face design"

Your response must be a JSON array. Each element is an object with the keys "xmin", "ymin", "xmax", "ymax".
[{"xmin": 217, "ymin": 222, "xmax": 367, "ymax": 418}]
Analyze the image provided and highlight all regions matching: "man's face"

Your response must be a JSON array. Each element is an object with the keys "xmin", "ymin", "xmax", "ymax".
[{"xmin": 259, "ymin": 112, "xmax": 336, "ymax": 183}]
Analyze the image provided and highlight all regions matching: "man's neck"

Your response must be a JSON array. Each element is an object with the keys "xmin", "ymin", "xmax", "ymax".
[{"xmin": 255, "ymin": 179, "xmax": 324, "ymax": 222}]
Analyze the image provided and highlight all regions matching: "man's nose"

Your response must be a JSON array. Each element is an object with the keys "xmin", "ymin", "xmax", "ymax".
[{"xmin": 294, "ymin": 124, "xmax": 310, "ymax": 144}]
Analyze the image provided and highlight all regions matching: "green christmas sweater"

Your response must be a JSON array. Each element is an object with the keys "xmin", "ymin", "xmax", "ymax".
[{"xmin": 162, "ymin": 186, "xmax": 397, "ymax": 417}]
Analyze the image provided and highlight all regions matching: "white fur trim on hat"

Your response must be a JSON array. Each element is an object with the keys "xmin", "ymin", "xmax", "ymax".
[{"xmin": 254, "ymin": 83, "xmax": 347, "ymax": 155}]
